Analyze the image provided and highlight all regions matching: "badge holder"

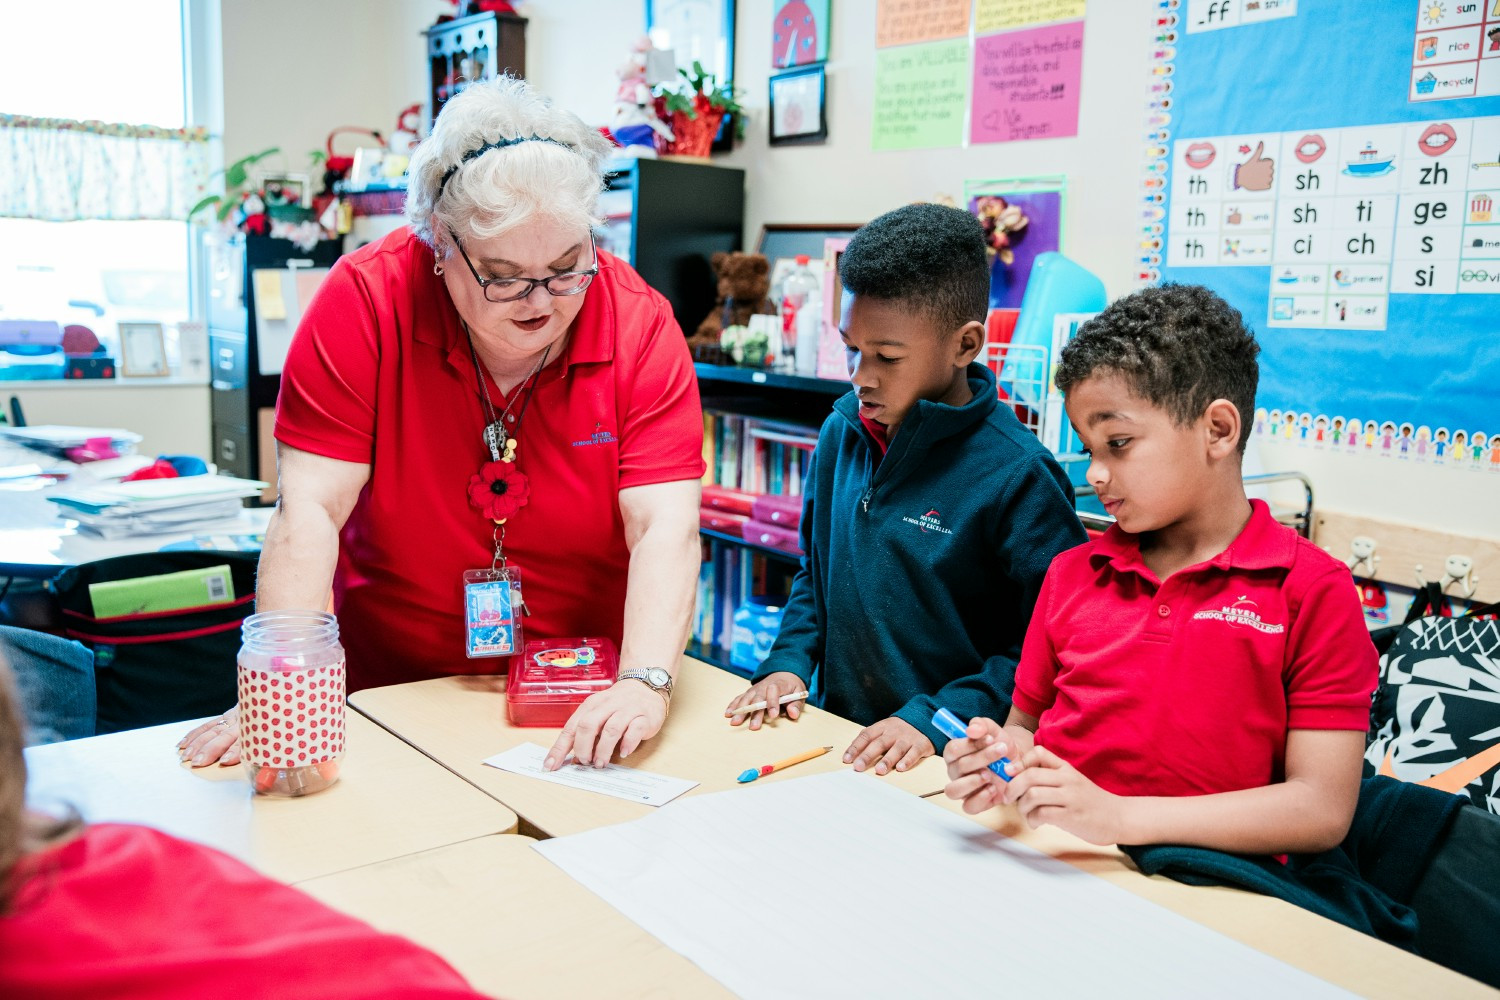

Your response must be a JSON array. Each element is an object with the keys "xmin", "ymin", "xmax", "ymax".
[{"xmin": 464, "ymin": 520, "xmax": 528, "ymax": 658}]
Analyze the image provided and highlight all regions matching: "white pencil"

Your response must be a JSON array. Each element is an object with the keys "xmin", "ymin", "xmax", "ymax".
[{"xmin": 726, "ymin": 690, "xmax": 810, "ymax": 718}]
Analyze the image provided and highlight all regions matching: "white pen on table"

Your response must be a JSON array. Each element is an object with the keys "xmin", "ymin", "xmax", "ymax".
[{"xmin": 726, "ymin": 690, "xmax": 810, "ymax": 719}]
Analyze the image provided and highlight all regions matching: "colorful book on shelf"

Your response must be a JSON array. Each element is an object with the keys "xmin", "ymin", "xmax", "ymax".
[
  {"xmin": 751, "ymin": 494, "xmax": 802, "ymax": 529},
  {"xmin": 702, "ymin": 485, "xmax": 758, "ymax": 516},
  {"xmin": 700, "ymin": 508, "xmax": 750, "ymax": 536},
  {"xmin": 743, "ymin": 519, "xmax": 803, "ymax": 556}
]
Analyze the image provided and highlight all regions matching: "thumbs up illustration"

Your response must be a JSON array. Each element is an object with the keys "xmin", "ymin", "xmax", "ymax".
[{"xmin": 1233, "ymin": 141, "xmax": 1275, "ymax": 191}]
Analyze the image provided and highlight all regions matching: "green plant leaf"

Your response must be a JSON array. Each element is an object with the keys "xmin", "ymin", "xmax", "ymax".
[
  {"xmin": 215, "ymin": 199, "xmax": 238, "ymax": 222},
  {"xmin": 187, "ymin": 194, "xmax": 221, "ymax": 218}
]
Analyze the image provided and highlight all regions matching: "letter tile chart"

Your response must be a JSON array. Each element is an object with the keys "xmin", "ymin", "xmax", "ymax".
[{"xmin": 1144, "ymin": 2, "xmax": 1500, "ymax": 456}]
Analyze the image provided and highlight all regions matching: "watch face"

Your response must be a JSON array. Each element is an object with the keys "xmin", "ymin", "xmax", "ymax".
[{"xmin": 646, "ymin": 667, "xmax": 672, "ymax": 688}]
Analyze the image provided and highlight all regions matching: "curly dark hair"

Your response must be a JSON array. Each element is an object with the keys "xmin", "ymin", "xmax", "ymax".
[
  {"xmin": 838, "ymin": 203, "xmax": 990, "ymax": 334},
  {"xmin": 1055, "ymin": 283, "xmax": 1260, "ymax": 451}
]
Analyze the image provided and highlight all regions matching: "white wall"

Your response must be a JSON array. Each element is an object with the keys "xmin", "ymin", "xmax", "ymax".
[
  {"xmin": 218, "ymin": 0, "xmax": 444, "ymax": 169},
  {"xmin": 9, "ymin": 383, "xmax": 212, "ymax": 458}
]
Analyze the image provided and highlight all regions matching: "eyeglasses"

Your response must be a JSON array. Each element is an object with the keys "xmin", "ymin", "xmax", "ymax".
[{"xmin": 448, "ymin": 229, "xmax": 599, "ymax": 303}]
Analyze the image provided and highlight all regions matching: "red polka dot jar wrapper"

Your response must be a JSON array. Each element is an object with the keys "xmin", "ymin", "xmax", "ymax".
[{"xmin": 237, "ymin": 659, "xmax": 347, "ymax": 769}]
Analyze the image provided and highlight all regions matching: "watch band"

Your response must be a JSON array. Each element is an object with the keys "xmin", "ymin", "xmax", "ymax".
[{"xmin": 619, "ymin": 668, "xmax": 673, "ymax": 699}]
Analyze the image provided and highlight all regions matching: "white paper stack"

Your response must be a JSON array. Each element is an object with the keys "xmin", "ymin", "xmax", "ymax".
[{"xmin": 47, "ymin": 475, "xmax": 267, "ymax": 538}]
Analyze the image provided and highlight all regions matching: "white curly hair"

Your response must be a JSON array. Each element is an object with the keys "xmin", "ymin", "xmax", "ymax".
[{"xmin": 406, "ymin": 75, "xmax": 612, "ymax": 250}]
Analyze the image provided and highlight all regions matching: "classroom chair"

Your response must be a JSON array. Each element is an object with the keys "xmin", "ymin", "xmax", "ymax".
[
  {"xmin": 0, "ymin": 624, "xmax": 95, "ymax": 745},
  {"xmin": 48, "ymin": 551, "xmax": 259, "ymax": 735}
]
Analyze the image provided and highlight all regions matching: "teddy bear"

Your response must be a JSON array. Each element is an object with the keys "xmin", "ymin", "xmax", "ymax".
[{"xmin": 690, "ymin": 251, "xmax": 777, "ymax": 353}]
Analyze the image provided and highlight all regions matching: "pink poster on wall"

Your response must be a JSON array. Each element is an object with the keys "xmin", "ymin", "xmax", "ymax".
[{"xmin": 969, "ymin": 19, "xmax": 1084, "ymax": 145}]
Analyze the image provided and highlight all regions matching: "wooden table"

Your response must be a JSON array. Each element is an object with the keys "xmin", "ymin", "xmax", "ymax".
[
  {"xmin": 923, "ymin": 793, "xmax": 1495, "ymax": 999},
  {"xmin": 24, "ymin": 712, "xmax": 518, "ymax": 883},
  {"xmin": 300, "ymin": 834, "xmax": 730, "ymax": 1000},
  {"xmin": 350, "ymin": 655, "xmax": 948, "ymax": 837}
]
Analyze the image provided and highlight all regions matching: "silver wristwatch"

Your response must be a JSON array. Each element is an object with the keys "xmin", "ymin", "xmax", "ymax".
[{"xmin": 620, "ymin": 666, "xmax": 673, "ymax": 700}]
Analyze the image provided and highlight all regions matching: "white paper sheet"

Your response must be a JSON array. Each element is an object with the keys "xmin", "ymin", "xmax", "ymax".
[
  {"xmin": 535, "ymin": 772, "xmax": 1354, "ymax": 1000},
  {"xmin": 482, "ymin": 742, "xmax": 698, "ymax": 807}
]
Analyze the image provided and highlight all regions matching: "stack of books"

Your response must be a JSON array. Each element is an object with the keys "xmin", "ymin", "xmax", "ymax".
[{"xmin": 47, "ymin": 475, "xmax": 267, "ymax": 539}]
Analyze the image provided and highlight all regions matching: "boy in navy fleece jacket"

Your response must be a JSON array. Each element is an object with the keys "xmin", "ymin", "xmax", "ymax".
[{"xmin": 724, "ymin": 203, "xmax": 1085, "ymax": 776}]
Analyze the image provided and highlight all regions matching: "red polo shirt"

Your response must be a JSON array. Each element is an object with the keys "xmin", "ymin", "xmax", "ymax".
[
  {"xmin": 0, "ymin": 824, "xmax": 486, "ymax": 999},
  {"xmin": 1013, "ymin": 500, "xmax": 1376, "ymax": 799},
  {"xmin": 276, "ymin": 228, "xmax": 704, "ymax": 690}
]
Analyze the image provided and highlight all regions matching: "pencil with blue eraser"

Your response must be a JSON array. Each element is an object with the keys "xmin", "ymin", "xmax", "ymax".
[
  {"xmin": 931, "ymin": 707, "xmax": 1013, "ymax": 782},
  {"xmin": 736, "ymin": 745, "xmax": 832, "ymax": 783}
]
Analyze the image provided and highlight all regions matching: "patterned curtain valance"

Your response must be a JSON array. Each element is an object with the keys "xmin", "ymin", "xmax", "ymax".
[{"xmin": 0, "ymin": 114, "xmax": 211, "ymax": 222}]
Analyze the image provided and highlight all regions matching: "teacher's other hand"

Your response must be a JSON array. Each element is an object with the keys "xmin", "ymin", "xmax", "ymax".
[
  {"xmin": 545, "ymin": 681, "xmax": 667, "ymax": 770},
  {"xmin": 177, "ymin": 708, "xmax": 242, "ymax": 767}
]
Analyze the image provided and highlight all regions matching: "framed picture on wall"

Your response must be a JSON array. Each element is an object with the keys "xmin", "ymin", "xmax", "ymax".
[
  {"xmin": 771, "ymin": 0, "xmax": 830, "ymax": 68},
  {"xmin": 648, "ymin": 0, "xmax": 737, "ymax": 152},
  {"xmin": 769, "ymin": 64, "xmax": 827, "ymax": 146},
  {"xmin": 646, "ymin": 0, "xmax": 735, "ymax": 84},
  {"xmin": 118, "ymin": 322, "xmax": 169, "ymax": 378},
  {"xmin": 257, "ymin": 173, "xmax": 311, "ymax": 209},
  {"xmin": 756, "ymin": 223, "xmax": 862, "ymax": 264}
]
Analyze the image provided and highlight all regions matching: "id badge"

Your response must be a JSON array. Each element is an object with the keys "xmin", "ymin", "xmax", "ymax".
[{"xmin": 463, "ymin": 567, "xmax": 524, "ymax": 658}]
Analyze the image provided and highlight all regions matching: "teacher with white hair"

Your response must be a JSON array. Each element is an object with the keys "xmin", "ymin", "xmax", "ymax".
[{"xmin": 179, "ymin": 77, "xmax": 704, "ymax": 771}]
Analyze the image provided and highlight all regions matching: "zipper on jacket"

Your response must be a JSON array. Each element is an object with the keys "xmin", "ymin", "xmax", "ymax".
[{"xmin": 861, "ymin": 486, "xmax": 873, "ymax": 512}]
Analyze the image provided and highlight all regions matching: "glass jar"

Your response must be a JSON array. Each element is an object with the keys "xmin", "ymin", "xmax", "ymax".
[{"xmin": 237, "ymin": 611, "xmax": 345, "ymax": 797}]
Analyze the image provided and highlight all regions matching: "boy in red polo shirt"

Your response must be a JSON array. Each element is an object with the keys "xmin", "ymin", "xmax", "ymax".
[{"xmin": 943, "ymin": 284, "xmax": 1376, "ymax": 855}]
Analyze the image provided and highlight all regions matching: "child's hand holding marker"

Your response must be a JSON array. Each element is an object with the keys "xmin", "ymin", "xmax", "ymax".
[{"xmin": 938, "ymin": 711, "xmax": 1036, "ymax": 814}]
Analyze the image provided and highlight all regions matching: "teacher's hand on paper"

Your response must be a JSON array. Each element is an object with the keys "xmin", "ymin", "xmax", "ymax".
[
  {"xmin": 177, "ymin": 708, "xmax": 242, "ymax": 767},
  {"xmin": 1003, "ymin": 745, "xmax": 1129, "ymax": 847},
  {"xmin": 544, "ymin": 681, "xmax": 667, "ymax": 771},
  {"xmin": 724, "ymin": 672, "xmax": 807, "ymax": 730},
  {"xmin": 844, "ymin": 717, "xmax": 934, "ymax": 776},
  {"xmin": 942, "ymin": 716, "xmax": 1034, "ymax": 814}
]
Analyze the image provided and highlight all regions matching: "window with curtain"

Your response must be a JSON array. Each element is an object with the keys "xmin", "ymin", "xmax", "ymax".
[{"xmin": 0, "ymin": 0, "xmax": 202, "ymax": 370}]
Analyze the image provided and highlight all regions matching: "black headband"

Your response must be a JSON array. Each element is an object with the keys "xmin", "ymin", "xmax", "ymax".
[{"xmin": 437, "ymin": 134, "xmax": 573, "ymax": 196}]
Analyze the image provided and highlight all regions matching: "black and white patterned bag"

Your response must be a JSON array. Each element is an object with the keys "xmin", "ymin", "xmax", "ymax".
[{"xmin": 1366, "ymin": 600, "xmax": 1500, "ymax": 815}]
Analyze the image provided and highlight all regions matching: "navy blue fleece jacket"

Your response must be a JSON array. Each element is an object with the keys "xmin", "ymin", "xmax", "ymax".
[{"xmin": 752, "ymin": 362, "xmax": 1086, "ymax": 748}]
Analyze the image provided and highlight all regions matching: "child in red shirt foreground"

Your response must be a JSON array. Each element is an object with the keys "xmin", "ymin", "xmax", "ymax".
[
  {"xmin": 944, "ymin": 283, "xmax": 1377, "ymax": 855},
  {"xmin": 0, "ymin": 654, "xmax": 492, "ymax": 999}
]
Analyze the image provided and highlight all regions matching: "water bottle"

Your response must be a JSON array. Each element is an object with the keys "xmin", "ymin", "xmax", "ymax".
[
  {"xmin": 780, "ymin": 256, "xmax": 820, "ymax": 373},
  {"xmin": 731, "ymin": 596, "xmax": 787, "ymax": 673},
  {"xmin": 237, "ymin": 611, "xmax": 346, "ymax": 797},
  {"xmin": 794, "ymin": 272, "xmax": 822, "ymax": 376}
]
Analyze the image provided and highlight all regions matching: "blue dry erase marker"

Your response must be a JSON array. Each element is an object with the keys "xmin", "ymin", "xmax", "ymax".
[{"xmin": 931, "ymin": 707, "xmax": 1012, "ymax": 782}]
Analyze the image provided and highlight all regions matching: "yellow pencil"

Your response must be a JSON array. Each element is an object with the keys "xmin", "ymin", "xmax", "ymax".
[{"xmin": 737, "ymin": 745, "xmax": 833, "ymax": 783}]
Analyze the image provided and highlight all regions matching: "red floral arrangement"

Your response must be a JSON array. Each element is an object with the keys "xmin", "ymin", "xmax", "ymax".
[{"xmin": 468, "ymin": 460, "xmax": 530, "ymax": 522}]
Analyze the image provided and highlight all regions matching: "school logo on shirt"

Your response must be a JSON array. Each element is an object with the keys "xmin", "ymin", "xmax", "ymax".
[
  {"xmin": 1192, "ymin": 595, "xmax": 1285, "ymax": 634},
  {"xmin": 571, "ymin": 422, "xmax": 618, "ymax": 448},
  {"xmin": 901, "ymin": 509, "xmax": 953, "ymax": 535}
]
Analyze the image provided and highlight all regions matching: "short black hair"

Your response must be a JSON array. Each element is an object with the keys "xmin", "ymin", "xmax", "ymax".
[
  {"xmin": 839, "ymin": 203, "xmax": 990, "ymax": 334},
  {"xmin": 1055, "ymin": 283, "xmax": 1260, "ymax": 451}
]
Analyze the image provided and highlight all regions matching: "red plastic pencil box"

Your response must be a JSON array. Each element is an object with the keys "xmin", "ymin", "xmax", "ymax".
[{"xmin": 506, "ymin": 637, "xmax": 619, "ymax": 727}]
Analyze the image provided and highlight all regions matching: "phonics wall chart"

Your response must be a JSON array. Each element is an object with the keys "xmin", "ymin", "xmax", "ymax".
[{"xmin": 1145, "ymin": 2, "xmax": 1500, "ymax": 453}]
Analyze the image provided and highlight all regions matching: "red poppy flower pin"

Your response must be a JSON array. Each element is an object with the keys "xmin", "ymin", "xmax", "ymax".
[{"xmin": 468, "ymin": 460, "xmax": 531, "ymax": 522}]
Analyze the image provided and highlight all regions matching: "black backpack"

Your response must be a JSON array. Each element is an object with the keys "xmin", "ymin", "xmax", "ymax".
[{"xmin": 50, "ymin": 551, "xmax": 258, "ymax": 734}]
